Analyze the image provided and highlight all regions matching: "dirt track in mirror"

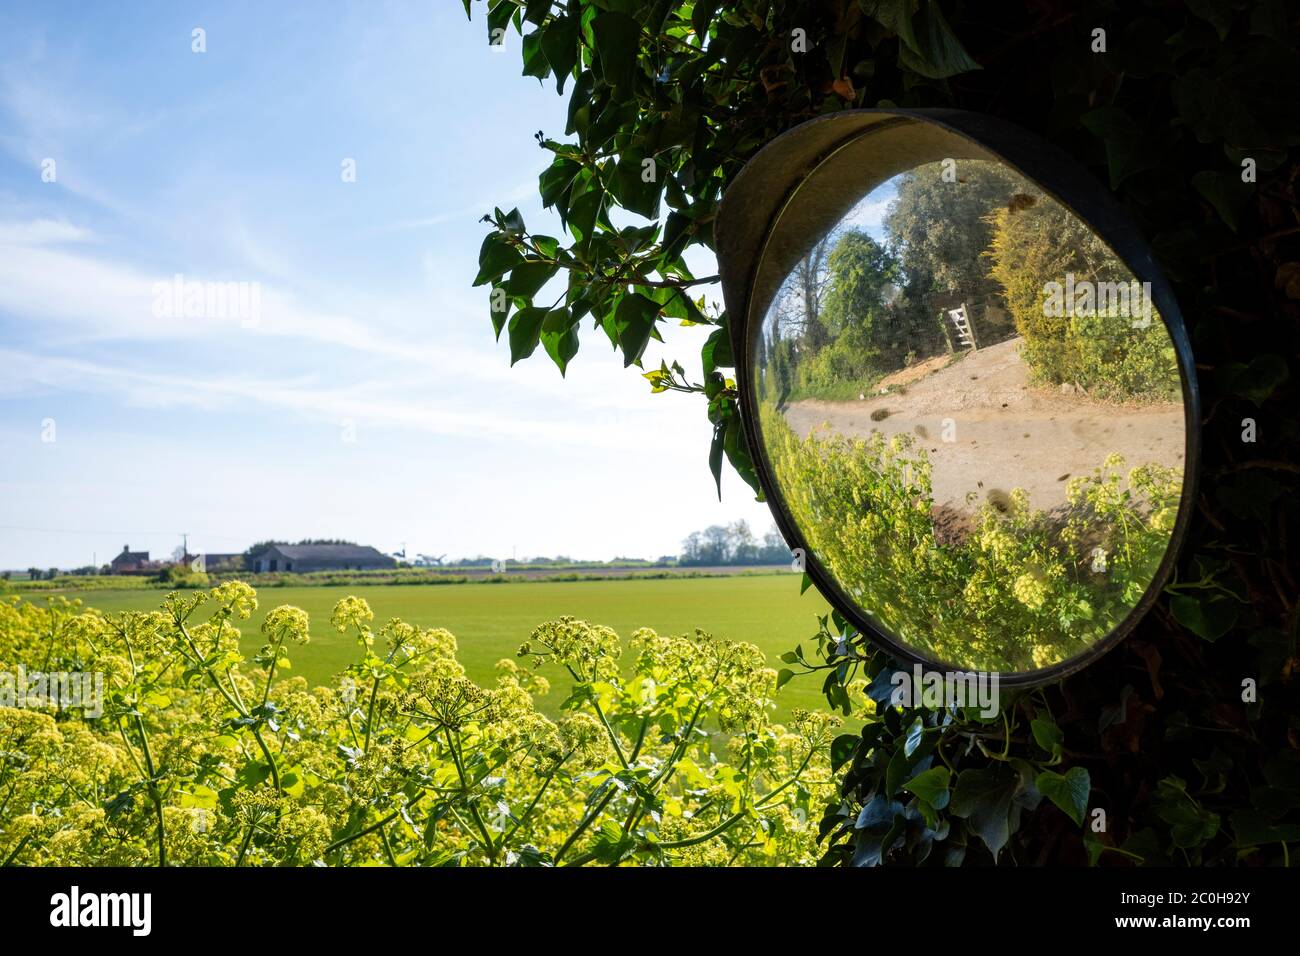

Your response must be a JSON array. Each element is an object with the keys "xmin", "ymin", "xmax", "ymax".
[{"xmin": 781, "ymin": 336, "xmax": 1184, "ymax": 519}]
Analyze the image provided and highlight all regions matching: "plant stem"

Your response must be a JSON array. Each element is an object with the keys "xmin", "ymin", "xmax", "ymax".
[
  {"xmin": 133, "ymin": 714, "xmax": 166, "ymax": 867},
  {"xmin": 554, "ymin": 787, "xmax": 618, "ymax": 865},
  {"xmin": 443, "ymin": 727, "xmax": 496, "ymax": 864}
]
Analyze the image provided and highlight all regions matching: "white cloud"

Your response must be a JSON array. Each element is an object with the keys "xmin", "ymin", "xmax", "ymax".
[
  {"xmin": 0, "ymin": 219, "xmax": 92, "ymax": 244},
  {"xmin": 841, "ymin": 191, "xmax": 896, "ymax": 234},
  {"xmin": 0, "ymin": 346, "xmax": 671, "ymax": 451},
  {"xmin": 381, "ymin": 178, "xmax": 538, "ymax": 233},
  {"xmin": 0, "ymin": 217, "xmax": 698, "ymax": 417}
]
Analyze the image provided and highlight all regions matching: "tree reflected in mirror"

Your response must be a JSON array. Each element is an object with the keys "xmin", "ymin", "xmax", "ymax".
[{"xmin": 752, "ymin": 159, "xmax": 1185, "ymax": 673}]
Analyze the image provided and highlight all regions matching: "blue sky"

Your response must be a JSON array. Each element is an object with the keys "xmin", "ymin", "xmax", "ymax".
[
  {"xmin": 843, "ymin": 178, "xmax": 898, "ymax": 243},
  {"xmin": 0, "ymin": 1, "xmax": 776, "ymax": 569}
]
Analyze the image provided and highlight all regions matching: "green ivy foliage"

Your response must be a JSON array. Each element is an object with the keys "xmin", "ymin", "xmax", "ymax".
[{"xmin": 472, "ymin": 0, "xmax": 1299, "ymax": 866}]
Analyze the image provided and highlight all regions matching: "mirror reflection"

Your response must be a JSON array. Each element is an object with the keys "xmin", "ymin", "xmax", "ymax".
[{"xmin": 753, "ymin": 158, "xmax": 1185, "ymax": 673}]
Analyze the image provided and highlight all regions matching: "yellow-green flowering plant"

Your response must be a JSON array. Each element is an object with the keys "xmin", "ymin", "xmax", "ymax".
[
  {"xmin": 759, "ymin": 405, "xmax": 1181, "ymax": 671},
  {"xmin": 0, "ymin": 587, "xmax": 832, "ymax": 867}
]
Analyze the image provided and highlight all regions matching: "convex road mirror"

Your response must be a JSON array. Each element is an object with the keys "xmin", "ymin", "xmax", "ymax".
[{"xmin": 716, "ymin": 109, "xmax": 1199, "ymax": 686}]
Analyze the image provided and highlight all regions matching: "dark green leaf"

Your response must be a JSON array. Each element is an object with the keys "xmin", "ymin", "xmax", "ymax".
[
  {"xmin": 1216, "ymin": 354, "xmax": 1289, "ymax": 406},
  {"xmin": 613, "ymin": 292, "xmax": 660, "ymax": 367},
  {"xmin": 1230, "ymin": 810, "xmax": 1300, "ymax": 848},
  {"xmin": 1192, "ymin": 170, "xmax": 1254, "ymax": 231},
  {"xmin": 950, "ymin": 765, "xmax": 1018, "ymax": 859},
  {"xmin": 903, "ymin": 766, "xmax": 951, "ymax": 809},
  {"xmin": 691, "ymin": 0, "xmax": 719, "ymax": 42},
  {"xmin": 708, "ymin": 422, "xmax": 724, "ymax": 499},
  {"xmin": 1152, "ymin": 775, "xmax": 1221, "ymax": 848},
  {"xmin": 539, "ymin": 158, "xmax": 582, "ymax": 210},
  {"xmin": 506, "ymin": 259, "xmax": 560, "ymax": 298},
  {"xmin": 508, "ymin": 306, "xmax": 547, "ymax": 365},
  {"xmin": 1170, "ymin": 594, "xmax": 1239, "ymax": 642},
  {"xmin": 701, "ymin": 325, "xmax": 733, "ymax": 375},
  {"xmin": 540, "ymin": 308, "xmax": 579, "ymax": 375},
  {"xmin": 592, "ymin": 12, "xmax": 641, "ymax": 91},
  {"xmin": 1030, "ymin": 715, "xmax": 1064, "ymax": 758},
  {"xmin": 903, "ymin": 717, "xmax": 925, "ymax": 758},
  {"xmin": 473, "ymin": 233, "xmax": 524, "ymax": 287},
  {"xmin": 541, "ymin": 15, "xmax": 580, "ymax": 92},
  {"xmin": 523, "ymin": 0, "xmax": 550, "ymax": 27},
  {"xmin": 1080, "ymin": 107, "xmax": 1162, "ymax": 188},
  {"xmin": 897, "ymin": 0, "xmax": 982, "ymax": 80},
  {"xmin": 1035, "ymin": 767, "xmax": 1090, "ymax": 826},
  {"xmin": 830, "ymin": 733, "xmax": 859, "ymax": 773}
]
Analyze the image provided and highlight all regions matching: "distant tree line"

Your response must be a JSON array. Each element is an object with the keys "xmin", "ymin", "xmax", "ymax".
[{"xmin": 679, "ymin": 520, "xmax": 791, "ymax": 566}]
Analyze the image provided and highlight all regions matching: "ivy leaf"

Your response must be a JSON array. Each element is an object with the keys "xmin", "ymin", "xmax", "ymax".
[
  {"xmin": 856, "ymin": 794, "xmax": 904, "ymax": 830},
  {"xmin": 1152, "ymin": 775, "xmax": 1221, "ymax": 848},
  {"xmin": 950, "ymin": 765, "xmax": 1018, "ymax": 859},
  {"xmin": 1035, "ymin": 767, "xmax": 1090, "ymax": 826},
  {"xmin": 885, "ymin": 747, "xmax": 928, "ymax": 797},
  {"xmin": 903, "ymin": 766, "xmax": 951, "ymax": 810},
  {"xmin": 830, "ymin": 733, "xmax": 859, "ymax": 773},
  {"xmin": 903, "ymin": 716, "xmax": 925, "ymax": 757},
  {"xmin": 1030, "ymin": 715, "xmax": 1064, "ymax": 758},
  {"xmin": 1080, "ymin": 107, "xmax": 1162, "ymax": 188},
  {"xmin": 1230, "ymin": 810, "xmax": 1300, "ymax": 848},
  {"xmin": 896, "ymin": 0, "xmax": 982, "ymax": 80},
  {"xmin": 1170, "ymin": 594, "xmax": 1239, "ymax": 642},
  {"xmin": 1215, "ymin": 354, "xmax": 1289, "ymax": 406},
  {"xmin": 866, "ymin": 0, "xmax": 921, "ymax": 56},
  {"xmin": 1191, "ymin": 170, "xmax": 1254, "ymax": 232},
  {"xmin": 1185, "ymin": 0, "xmax": 1233, "ymax": 40}
]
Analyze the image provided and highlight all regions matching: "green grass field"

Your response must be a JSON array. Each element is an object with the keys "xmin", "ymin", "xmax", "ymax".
[{"xmin": 56, "ymin": 575, "xmax": 833, "ymax": 720}]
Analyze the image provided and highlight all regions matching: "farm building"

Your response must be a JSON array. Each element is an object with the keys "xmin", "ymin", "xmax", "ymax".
[
  {"xmin": 109, "ymin": 545, "xmax": 154, "ymax": 574},
  {"xmin": 248, "ymin": 544, "xmax": 396, "ymax": 574},
  {"xmin": 193, "ymin": 553, "xmax": 242, "ymax": 572}
]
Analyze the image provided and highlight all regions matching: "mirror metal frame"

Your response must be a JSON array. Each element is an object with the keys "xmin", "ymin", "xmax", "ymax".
[{"xmin": 716, "ymin": 108, "xmax": 1201, "ymax": 687}]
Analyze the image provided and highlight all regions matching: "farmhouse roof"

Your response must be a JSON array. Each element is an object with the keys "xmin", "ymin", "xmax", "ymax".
[{"xmin": 258, "ymin": 544, "xmax": 390, "ymax": 561}]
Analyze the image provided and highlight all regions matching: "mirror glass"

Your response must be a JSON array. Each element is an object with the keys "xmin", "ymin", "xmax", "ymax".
[{"xmin": 751, "ymin": 157, "xmax": 1186, "ymax": 673}]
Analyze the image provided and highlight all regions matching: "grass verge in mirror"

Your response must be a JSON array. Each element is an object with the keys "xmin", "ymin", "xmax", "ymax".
[{"xmin": 717, "ymin": 110, "xmax": 1198, "ymax": 683}]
